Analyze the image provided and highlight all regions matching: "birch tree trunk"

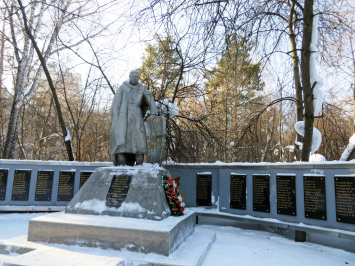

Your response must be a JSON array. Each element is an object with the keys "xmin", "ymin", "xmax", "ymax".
[
  {"xmin": 17, "ymin": 0, "xmax": 75, "ymax": 161},
  {"xmin": 2, "ymin": 0, "xmax": 46, "ymax": 158},
  {"xmin": 2, "ymin": 0, "xmax": 75, "ymax": 160}
]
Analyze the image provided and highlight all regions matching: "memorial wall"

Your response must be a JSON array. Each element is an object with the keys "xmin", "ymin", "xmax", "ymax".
[
  {"xmin": 0, "ymin": 160, "xmax": 111, "ymax": 207},
  {"xmin": 1, "ymin": 159, "xmax": 355, "ymax": 231},
  {"xmin": 167, "ymin": 162, "xmax": 355, "ymax": 232}
]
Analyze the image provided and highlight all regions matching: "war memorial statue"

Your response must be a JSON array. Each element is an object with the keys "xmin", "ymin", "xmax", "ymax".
[
  {"xmin": 110, "ymin": 70, "xmax": 159, "ymax": 166},
  {"xmin": 27, "ymin": 70, "xmax": 195, "ymax": 258}
]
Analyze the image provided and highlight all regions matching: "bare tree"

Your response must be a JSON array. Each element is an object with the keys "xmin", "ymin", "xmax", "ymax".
[
  {"xmin": 0, "ymin": 0, "xmax": 77, "ymax": 159},
  {"xmin": 135, "ymin": 0, "xmax": 355, "ymax": 162},
  {"xmin": 16, "ymin": 0, "xmax": 75, "ymax": 160}
]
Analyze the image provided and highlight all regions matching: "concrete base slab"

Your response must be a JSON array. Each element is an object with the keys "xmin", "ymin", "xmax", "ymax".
[
  {"xmin": 1, "ymin": 227, "xmax": 215, "ymax": 266},
  {"xmin": 122, "ymin": 228, "xmax": 216, "ymax": 266},
  {"xmin": 27, "ymin": 210, "xmax": 196, "ymax": 256},
  {"xmin": 0, "ymin": 236, "xmax": 124, "ymax": 266}
]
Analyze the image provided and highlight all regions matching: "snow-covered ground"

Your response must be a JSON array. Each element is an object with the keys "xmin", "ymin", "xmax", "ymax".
[{"xmin": 1, "ymin": 213, "xmax": 355, "ymax": 265}]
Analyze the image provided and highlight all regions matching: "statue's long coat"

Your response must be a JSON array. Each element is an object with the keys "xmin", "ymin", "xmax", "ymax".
[{"xmin": 110, "ymin": 81, "xmax": 158, "ymax": 157}]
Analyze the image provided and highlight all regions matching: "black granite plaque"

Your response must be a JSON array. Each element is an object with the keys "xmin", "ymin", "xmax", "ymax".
[
  {"xmin": 57, "ymin": 171, "xmax": 75, "ymax": 201},
  {"xmin": 12, "ymin": 170, "xmax": 31, "ymax": 201},
  {"xmin": 0, "ymin": 169, "xmax": 9, "ymax": 201},
  {"xmin": 335, "ymin": 176, "xmax": 355, "ymax": 224},
  {"xmin": 35, "ymin": 171, "xmax": 53, "ymax": 201},
  {"xmin": 277, "ymin": 175, "xmax": 296, "ymax": 216},
  {"xmin": 196, "ymin": 174, "xmax": 212, "ymax": 206},
  {"xmin": 106, "ymin": 175, "xmax": 132, "ymax": 208},
  {"xmin": 304, "ymin": 175, "xmax": 327, "ymax": 220},
  {"xmin": 230, "ymin": 174, "xmax": 246, "ymax": 210},
  {"xmin": 80, "ymin": 171, "xmax": 93, "ymax": 189},
  {"xmin": 253, "ymin": 175, "xmax": 270, "ymax": 212}
]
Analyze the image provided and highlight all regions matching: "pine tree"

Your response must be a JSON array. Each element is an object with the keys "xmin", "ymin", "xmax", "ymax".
[
  {"xmin": 138, "ymin": 35, "xmax": 182, "ymax": 101},
  {"xmin": 204, "ymin": 34, "xmax": 265, "ymax": 162}
]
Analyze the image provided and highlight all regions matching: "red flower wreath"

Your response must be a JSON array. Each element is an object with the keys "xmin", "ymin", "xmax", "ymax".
[{"xmin": 162, "ymin": 174, "xmax": 185, "ymax": 215}]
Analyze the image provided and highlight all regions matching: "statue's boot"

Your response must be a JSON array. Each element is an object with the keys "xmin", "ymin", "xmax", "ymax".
[
  {"xmin": 135, "ymin": 154, "xmax": 144, "ymax": 165},
  {"xmin": 112, "ymin": 154, "xmax": 118, "ymax": 166},
  {"xmin": 117, "ymin": 154, "xmax": 127, "ymax": 166}
]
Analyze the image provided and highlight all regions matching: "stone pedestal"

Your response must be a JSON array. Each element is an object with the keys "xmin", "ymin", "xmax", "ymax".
[
  {"xmin": 65, "ymin": 166, "xmax": 170, "ymax": 221},
  {"xmin": 27, "ymin": 165, "xmax": 195, "ymax": 257}
]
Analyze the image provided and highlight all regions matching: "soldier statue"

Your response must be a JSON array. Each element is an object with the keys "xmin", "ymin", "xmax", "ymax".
[{"xmin": 110, "ymin": 70, "xmax": 158, "ymax": 166}]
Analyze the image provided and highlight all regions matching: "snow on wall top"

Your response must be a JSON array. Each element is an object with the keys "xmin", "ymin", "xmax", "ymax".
[
  {"xmin": 163, "ymin": 160, "xmax": 355, "ymax": 167},
  {"xmin": 0, "ymin": 159, "xmax": 355, "ymax": 169}
]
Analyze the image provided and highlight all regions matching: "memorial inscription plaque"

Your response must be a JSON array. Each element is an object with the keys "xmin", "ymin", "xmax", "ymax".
[
  {"xmin": 106, "ymin": 175, "xmax": 132, "ymax": 208},
  {"xmin": 335, "ymin": 176, "xmax": 355, "ymax": 224},
  {"xmin": 57, "ymin": 171, "xmax": 75, "ymax": 201},
  {"xmin": 80, "ymin": 171, "xmax": 94, "ymax": 189},
  {"xmin": 12, "ymin": 170, "xmax": 31, "ymax": 201},
  {"xmin": 277, "ymin": 175, "xmax": 296, "ymax": 216},
  {"xmin": 196, "ymin": 174, "xmax": 212, "ymax": 206},
  {"xmin": 304, "ymin": 175, "xmax": 327, "ymax": 220},
  {"xmin": 230, "ymin": 174, "xmax": 246, "ymax": 210},
  {"xmin": 253, "ymin": 175, "xmax": 270, "ymax": 213},
  {"xmin": 0, "ymin": 169, "xmax": 8, "ymax": 200},
  {"xmin": 35, "ymin": 171, "xmax": 54, "ymax": 201}
]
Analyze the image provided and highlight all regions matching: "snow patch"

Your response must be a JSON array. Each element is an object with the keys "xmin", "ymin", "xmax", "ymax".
[
  {"xmin": 295, "ymin": 141, "xmax": 303, "ymax": 150},
  {"xmin": 197, "ymin": 172, "xmax": 212, "ymax": 175},
  {"xmin": 109, "ymin": 202, "xmax": 146, "ymax": 213},
  {"xmin": 294, "ymin": 122, "xmax": 322, "ymax": 153},
  {"xmin": 156, "ymin": 99, "xmax": 179, "ymax": 118},
  {"xmin": 311, "ymin": 128, "xmax": 322, "ymax": 153},
  {"xmin": 74, "ymin": 199, "xmax": 106, "ymax": 213},
  {"xmin": 73, "ymin": 199, "xmax": 148, "ymax": 215},
  {"xmin": 310, "ymin": 14, "xmax": 325, "ymax": 117},
  {"xmin": 309, "ymin": 154, "xmax": 327, "ymax": 162},
  {"xmin": 350, "ymin": 134, "xmax": 355, "ymax": 145},
  {"xmin": 102, "ymin": 163, "xmax": 164, "ymax": 177},
  {"xmin": 22, "ymin": 84, "xmax": 32, "ymax": 97},
  {"xmin": 295, "ymin": 121, "xmax": 305, "ymax": 136},
  {"xmin": 215, "ymin": 196, "xmax": 219, "ymax": 210},
  {"xmin": 340, "ymin": 145, "xmax": 355, "ymax": 161},
  {"xmin": 304, "ymin": 173, "xmax": 324, "ymax": 176},
  {"xmin": 65, "ymin": 128, "xmax": 71, "ymax": 142},
  {"xmin": 285, "ymin": 145, "xmax": 295, "ymax": 152},
  {"xmin": 340, "ymin": 134, "xmax": 355, "ymax": 161}
]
